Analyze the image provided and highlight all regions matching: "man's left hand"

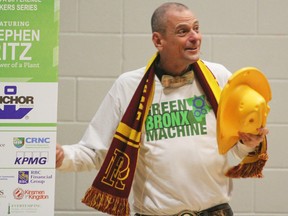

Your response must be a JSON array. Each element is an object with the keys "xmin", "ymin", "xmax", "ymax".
[{"xmin": 238, "ymin": 127, "xmax": 269, "ymax": 148}]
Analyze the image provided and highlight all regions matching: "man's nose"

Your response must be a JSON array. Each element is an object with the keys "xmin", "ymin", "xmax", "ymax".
[{"xmin": 188, "ymin": 30, "xmax": 201, "ymax": 41}]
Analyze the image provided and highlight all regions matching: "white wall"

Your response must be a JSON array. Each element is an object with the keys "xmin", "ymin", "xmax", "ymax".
[{"xmin": 55, "ymin": 0, "xmax": 288, "ymax": 215}]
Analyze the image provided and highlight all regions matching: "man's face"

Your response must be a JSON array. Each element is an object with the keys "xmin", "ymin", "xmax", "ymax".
[{"xmin": 158, "ymin": 9, "xmax": 202, "ymax": 66}]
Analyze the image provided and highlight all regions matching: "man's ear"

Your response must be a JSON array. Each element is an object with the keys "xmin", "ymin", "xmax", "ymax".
[{"xmin": 152, "ymin": 32, "xmax": 163, "ymax": 51}]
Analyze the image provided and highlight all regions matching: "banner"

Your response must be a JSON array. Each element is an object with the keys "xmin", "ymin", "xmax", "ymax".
[{"xmin": 0, "ymin": 0, "xmax": 59, "ymax": 215}]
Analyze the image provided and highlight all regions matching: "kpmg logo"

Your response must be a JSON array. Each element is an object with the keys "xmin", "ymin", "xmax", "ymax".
[
  {"xmin": 18, "ymin": 171, "xmax": 29, "ymax": 184},
  {"xmin": 14, "ymin": 151, "xmax": 48, "ymax": 165},
  {"xmin": 0, "ymin": 85, "xmax": 34, "ymax": 119}
]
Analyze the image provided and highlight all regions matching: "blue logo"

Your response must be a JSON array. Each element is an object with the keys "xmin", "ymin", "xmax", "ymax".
[
  {"xmin": 13, "ymin": 137, "xmax": 51, "ymax": 148},
  {"xmin": 14, "ymin": 152, "xmax": 48, "ymax": 165},
  {"xmin": 18, "ymin": 171, "xmax": 29, "ymax": 184},
  {"xmin": 0, "ymin": 85, "xmax": 34, "ymax": 119}
]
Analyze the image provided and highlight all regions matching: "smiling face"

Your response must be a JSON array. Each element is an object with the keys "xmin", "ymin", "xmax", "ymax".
[{"xmin": 152, "ymin": 6, "xmax": 202, "ymax": 75}]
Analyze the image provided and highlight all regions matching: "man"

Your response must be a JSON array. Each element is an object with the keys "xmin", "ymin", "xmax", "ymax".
[{"xmin": 56, "ymin": 2, "xmax": 268, "ymax": 216}]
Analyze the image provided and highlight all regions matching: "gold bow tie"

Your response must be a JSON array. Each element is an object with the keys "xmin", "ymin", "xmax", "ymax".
[{"xmin": 161, "ymin": 71, "xmax": 195, "ymax": 88}]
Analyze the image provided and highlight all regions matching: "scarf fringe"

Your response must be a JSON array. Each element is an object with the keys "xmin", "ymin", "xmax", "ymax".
[
  {"xmin": 82, "ymin": 187, "xmax": 130, "ymax": 216},
  {"xmin": 225, "ymin": 153, "xmax": 268, "ymax": 178}
]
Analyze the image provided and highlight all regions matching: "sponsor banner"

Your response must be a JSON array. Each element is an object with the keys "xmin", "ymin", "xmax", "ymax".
[
  {"xmin": 0, "ymin": 131, "xmax": 55, "ymax": 168},
  {"xmin": 0, "ymin": 82, "xmax": 58, "ymax": 124},
  {"xmin": 0, "ymin": 169, "xmax": 55, "ymax": 215},
  {"xmin": 0, "ymin": 1, "xmax": 59, "ymax": 215},
  {"xmin": 0, "ymin": 0, "xmax": 59, "ymax": 82}
]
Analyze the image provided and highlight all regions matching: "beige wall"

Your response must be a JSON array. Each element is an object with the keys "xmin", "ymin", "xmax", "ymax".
[{"xmin": 55, "ymin": 0, "xmax": 288, "ymax": 215}]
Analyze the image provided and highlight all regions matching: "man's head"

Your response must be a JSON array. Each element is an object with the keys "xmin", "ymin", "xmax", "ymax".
[
  {"xmin": 151, "ymin": 2, "xmax": 188, "ymax": 34},
  {"xmin": 151, "ymin": 2, "xmax": 202, "ymax": 74}
]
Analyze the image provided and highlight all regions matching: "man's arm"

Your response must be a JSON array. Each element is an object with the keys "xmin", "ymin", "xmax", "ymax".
[{"xmin": 56, "ymin": 143, "xmax": 97, "ymax": 171}]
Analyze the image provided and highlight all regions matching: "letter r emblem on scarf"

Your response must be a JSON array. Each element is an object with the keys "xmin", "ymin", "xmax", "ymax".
[{"xmin": 101, "ymin": 149, "xmax": 130, "ymax": 190}]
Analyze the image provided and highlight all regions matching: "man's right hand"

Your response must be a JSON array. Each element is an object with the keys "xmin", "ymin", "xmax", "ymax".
[{"xmin": 56, "ymin": 144, "xmax": 64, "ymax": 168}]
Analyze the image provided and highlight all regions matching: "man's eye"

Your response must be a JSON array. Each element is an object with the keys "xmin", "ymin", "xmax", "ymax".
[
  {"xmin": 194, "ymin": 26, "xmax": 200, "ymax": 33},
  {"xmin": 177, "ymin": 29, "xmax": 188, "ymax": 36}
]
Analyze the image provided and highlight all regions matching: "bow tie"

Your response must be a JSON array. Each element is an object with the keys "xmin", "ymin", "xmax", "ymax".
[{"xmin": 161, "ymin": 71, "xmax": 195, "ymax": 88}]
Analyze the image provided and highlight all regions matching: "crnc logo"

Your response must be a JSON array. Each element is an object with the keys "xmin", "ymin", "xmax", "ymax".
[{"xmin": 0, "ymin": 85, "xmax": 34, "ymax": 119}]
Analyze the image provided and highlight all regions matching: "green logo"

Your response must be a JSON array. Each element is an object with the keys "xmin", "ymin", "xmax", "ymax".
[
  {"xmin": 145, "ymin": 95, "xmax": 211, "ymax": 141},
  {"xmin": 13, "ymin": 137, "xmax": 25, "ymax": 148}
]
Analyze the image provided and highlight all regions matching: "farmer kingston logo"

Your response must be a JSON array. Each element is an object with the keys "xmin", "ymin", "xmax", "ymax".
[
  {"xmin": 0, "ymin": 85, "xmax": 34, "ymax": 119},
  {"xmin": 145, "ymin": 95, "xmax": 211, "ymax": 141}
]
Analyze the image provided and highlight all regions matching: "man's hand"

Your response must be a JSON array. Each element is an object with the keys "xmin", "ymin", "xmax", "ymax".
[
  {"xmin": 56, "ymin": 144, "xmax": 64, "ymax": 168},
  {"xmin": 238, "ymin": 127, "xmax": 269, "ymax": 148}
]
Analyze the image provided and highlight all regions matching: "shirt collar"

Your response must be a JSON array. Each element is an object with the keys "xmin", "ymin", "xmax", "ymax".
[{"xmin": 154, "ymin": 56, "xmax": 193, "ymax": 81}]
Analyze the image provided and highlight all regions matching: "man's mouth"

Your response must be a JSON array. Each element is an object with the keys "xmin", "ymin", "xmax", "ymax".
[{"xmin": 185, "ymin": 47, "xmax": 198, "ymax": 51}]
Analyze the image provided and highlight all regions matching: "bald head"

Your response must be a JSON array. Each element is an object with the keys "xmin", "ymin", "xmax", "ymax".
[{"xmin": 151, "ymin": 2, "xmax": 189, "ymax": 34}]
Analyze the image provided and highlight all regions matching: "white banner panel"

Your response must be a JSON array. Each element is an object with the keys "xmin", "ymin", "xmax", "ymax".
[
  {"xmin": 0, "ymin": 169, "xmax": 55, "ymax": 215},
  {"xmin": 0, "ymin": 83, "xmax": 58, "ymax": 124}
]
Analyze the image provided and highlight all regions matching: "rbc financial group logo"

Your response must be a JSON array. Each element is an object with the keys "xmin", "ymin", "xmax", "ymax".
[
  {"xmin": 0, "ymin": 85, "xmax": 34, "ymax": 119},
  {"xmin": 18, "ymin": 171, "xmax": 29, "ymax": 184}
]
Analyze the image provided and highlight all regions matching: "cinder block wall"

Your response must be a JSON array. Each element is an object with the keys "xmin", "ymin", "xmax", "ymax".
[{"xmin": 55, "ymin": 0, "xmax": 288, "ymax": 215}]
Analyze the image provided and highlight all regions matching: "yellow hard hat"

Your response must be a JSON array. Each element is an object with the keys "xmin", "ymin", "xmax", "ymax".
[{"xmin": 217, "ymin": 67, "xmax": 272, "ymax": 154}]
